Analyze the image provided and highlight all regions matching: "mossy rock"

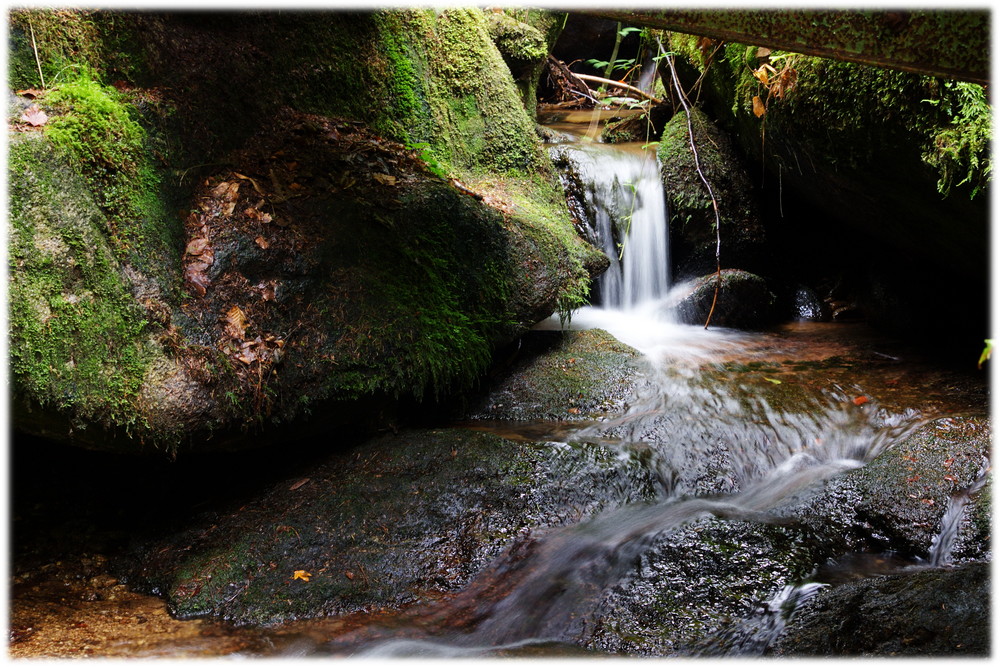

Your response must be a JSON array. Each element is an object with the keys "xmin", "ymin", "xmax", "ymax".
[
  {"xmin": 465, "ymin": 329, "xmax": 645, "ymax": 422},
  {"xmin": 673, "ymin": 269, "xmax": 779, "ymax": 329},
  {"xmin": 657, "ymin": 108, "xmax": 767, "ymax": 280},
  {"xmin": 7, "ymin": 9, "xmax": 605, "ymax": 451},
  {"xmin": 665, "ymin": 32, "xmax": 989, "ymax": 350},
  {"xmin": 125, "ymin": 427, "xmax": 661, "ymax": 625}
]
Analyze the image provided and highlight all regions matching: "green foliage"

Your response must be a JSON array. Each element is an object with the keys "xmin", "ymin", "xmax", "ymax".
[{"xmin": 921, "ymin": 81, "xmax": 992, "ymax": 198}]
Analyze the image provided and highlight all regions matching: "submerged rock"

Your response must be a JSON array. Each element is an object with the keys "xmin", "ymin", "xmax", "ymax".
[{"xmin": 771, "ymin": 561, "xmax": 990, "ymax": 656}]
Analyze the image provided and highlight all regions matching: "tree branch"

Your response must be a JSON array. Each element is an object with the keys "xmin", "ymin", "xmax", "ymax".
[{"xmin": 661, "ymin": 43, "xmax": 722, "ymax": 329}]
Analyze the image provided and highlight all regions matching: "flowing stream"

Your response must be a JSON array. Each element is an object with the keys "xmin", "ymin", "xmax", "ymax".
[
  {"xmin": 324, "ymin": 131, "xmax": 943, "ymax": 657},
  {"xmin": 11, "ymin": 122, "xmax": 987, "ymax": 659}
]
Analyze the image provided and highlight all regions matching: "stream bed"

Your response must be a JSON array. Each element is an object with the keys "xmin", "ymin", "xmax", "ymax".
[{"xmin": 9, "ymin": 319, "xmax": 990, "ymax": 658}]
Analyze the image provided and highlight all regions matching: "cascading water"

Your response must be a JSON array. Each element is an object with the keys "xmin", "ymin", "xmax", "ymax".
[
  {"xmin": 552, "ymin": 140, "xmax": 671, "ymax": 309},
  {"xmin": 326, "ymin": 132, "xmax": 943, "ymax": 658}
]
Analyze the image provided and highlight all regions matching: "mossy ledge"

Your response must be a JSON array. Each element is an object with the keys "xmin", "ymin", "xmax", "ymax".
[{"xmin": 7, "ymin": 8, "xmax": 604, "ymax": 452}]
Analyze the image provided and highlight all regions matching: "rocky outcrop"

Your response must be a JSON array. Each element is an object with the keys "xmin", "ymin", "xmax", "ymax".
[{"xmin": 664, "ymin": 32, "xmax": 990, "ymax": 353}]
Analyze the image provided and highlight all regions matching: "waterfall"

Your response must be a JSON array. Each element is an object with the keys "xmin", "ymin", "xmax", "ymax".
[{"xmin": 551, "ymin": 141, "xmax": 670, "ymax": 309}]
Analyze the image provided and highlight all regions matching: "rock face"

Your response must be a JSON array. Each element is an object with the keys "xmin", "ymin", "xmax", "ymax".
[
  {"xmin": 657, "ymin": 108, "xmax": 768, "ymax": 281},
  {"xmin": 7, "ymin": 9, "xmax": 603, "ymax": 451}
]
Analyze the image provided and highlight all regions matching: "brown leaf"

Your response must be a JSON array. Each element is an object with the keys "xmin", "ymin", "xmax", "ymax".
[
  {"xmin": 20, "ymin": 105, "xmax": 48, "ymax": 127},
  {"xmin": 186, "ymin": 237, "xmax": 210, "ymax": 256},
  {"xmin": 289, "ymin": 478, "xmax": 310, "ymax": 491},
  {"xmin": 756, "ymin": 46, "xmax": 772, "ymax": 58},
  {"xmin": 262, "ymin": 284, "xmax": 276, "ymax": 301},
  {"xmin": 255, "ymin": 236, "xmax": 270, "ymax": 249},
  {"xmin": 16, "ymin": 88, "xmax": 44, "ymax": 99},
  {"xmin": 373, "ymin": 173, "xmax": 396, "ymax": 186},
  {"xmin": 224, "ymin": 305, "xmax": 248, "ymax": 339},
  {"xmin": 752, "ymin": 96, "xmax": 767, "ymax": 118},
  {"xmin": 211, "ymin": 180, "xmax": 234, "ymax": 198},
  {"xmin": 568, "ymin": 407, "xmax": 580, "ymax": 415},
  {"xmin": 184, "ymin": 265, "xmax": 210, "ymax": 297},
  {"xmin": 344, "ymin": 571, "xmax": 355, "ymax": 580}
]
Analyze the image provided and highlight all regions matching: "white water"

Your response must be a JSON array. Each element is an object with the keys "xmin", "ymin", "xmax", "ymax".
[{"xmin": 543, "ymin": 138, "xmax": 748, "ymax": 364}]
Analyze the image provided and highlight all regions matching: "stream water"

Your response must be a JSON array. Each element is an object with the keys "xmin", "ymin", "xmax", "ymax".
[{"xmin": 9, "ymin": 121, "xmax": 989, "ymax": 658}]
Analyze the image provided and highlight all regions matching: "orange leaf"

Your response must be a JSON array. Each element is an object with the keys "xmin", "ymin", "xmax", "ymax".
[
  {"xmin": 344, "ymin": 571, "xmax": 355, "ymax": 580},
  {"xmin": 853, "ymin": 396, "xmax": 869, "ymax": 406},
  {"xmin": 752, "ymin": 96, "xmax": 766, "ymax": 118},
  {"xmin": 373, "ymin": 173, "xmax": 396, "ymax": 186},
  {"xmin": 255, "ymin": 236, "xmax": 270, "ymax": 250},
  {"xmin": 568, "ymin": 407, "xmax": 580, "ymax": 415},
  {"xmin": 224, "ymin": 305, "xmax": 248, "ymax": 339},
  {"xmin": 292, "ymin": 570, "xmax": 311, "ymax": 582}
]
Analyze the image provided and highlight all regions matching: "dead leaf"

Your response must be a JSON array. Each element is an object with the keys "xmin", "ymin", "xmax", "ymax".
[
  {"xmin": 17, "ymin": 88, "xmax": 44, "ymax": 99},
  {"xmin": 289, "ymin": 478, "xmax": 310, "ymax": 491},
  {"xmin": 752, "ymin": 96, "xmax": 767, "ymax": 118},
  {"xmin": 944, "ymin": 475, "xmax": 957, "ymax": 483},
  {"xmin": 373, "ymin": 173, "xmax": 396, "ymax": 186},
  {"xmin": 20, "ymin": 105, "xmax": 48, "ymax": 127},
  {"xmin": 756, "ymin": 46, "xmax": 772, "ymax": 58},
  {"xmin": 853, "ymin": 396, "xmax": 869, "ymax": 406},
  {"xmin": 234, "ymin": 172, "xmax": 267, "ymax": 196},
  {"xmin": 211, "ymin": 180, "xmax": 235, "ymax": 198},
  {"xmin": 292, "ymin": 570, "xmax": 311, "ymax": 582},
  {"xmin": 255, "ymin": 236, "xmax": 270, "ymax": 249},
  {"xmin": 921, "ymin": 498, "xmax": 935, "ymax": 505},
  {"xmin": 568, "ymin": 407, "xmax": 580, "ymax": 415},
  {"xmin": 224, "ymin": 305, "xmax": 248, "ymax": 339},
  {"xmin": 344, "ymin": 571, "xmax": 355, "ymax": 580},
  {"xmin": 184, "ymin": 264, "xmax": 210, "ymax": 297},
  {"xmin": 186, "ymin": 237, "xmax": 210, "ymax": 256},
  {"xmin": 262, "ymin": 284, "xmax": 276, "ymax": 301}
]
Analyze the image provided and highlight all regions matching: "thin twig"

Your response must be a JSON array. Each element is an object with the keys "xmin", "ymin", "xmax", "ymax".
[
  {"xmin": 662, "ymin": 44, "xmax": 722, "ymax": 329},
  {"xmin": 28, "ymin": 16, "xmax": 46, "ymax": 89}
]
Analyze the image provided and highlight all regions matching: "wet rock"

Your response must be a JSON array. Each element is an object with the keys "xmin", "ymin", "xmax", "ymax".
[
  {"xmin": 658, "ymin": 108, "xmax": 768, "ymax": 281},
  {"xmin": 125, "ymin": 427, "xmax": 661, "ymax": 625},
  {"xmin": 673, "ymin": 269, "xmax": 779, "ymax": 329},
  {"xmin": 584, "ymin": 517, "xmax": 824, "ymax": 656},
  {"xmin": 465, "ymin": 328, "xmax": 646, "ymax": 422},
  {"xmin": 773, "ymin": 415, "xmax": 991, "ymax": 560},
  {"xmin": 771, "ymin": 561, "xmax": 990, "ymax": 656},
  {"xmin": 790, "ymin": 285, "xmax": 828, "ymax": 321}
]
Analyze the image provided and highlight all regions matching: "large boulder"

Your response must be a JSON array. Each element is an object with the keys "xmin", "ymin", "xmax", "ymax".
[
  {"xmin": 7, "ymin": 9, "xmax": 605, "ymax": 452},
  {"xmin": 672, "ymin": 269, "xmax": 779, "ymax": 329}
]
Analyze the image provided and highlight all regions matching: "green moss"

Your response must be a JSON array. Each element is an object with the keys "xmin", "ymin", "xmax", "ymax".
[
  {"xmin": 697, "ymin": 36, "xmax": 992, "ymax": 200},
  {"xmin": 40, "ymin": 76, "xmax": 181, "ymax": 287},
  {"xmin": 8, "ymin": 136, "xmax": 153, "ymax": 432}
]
